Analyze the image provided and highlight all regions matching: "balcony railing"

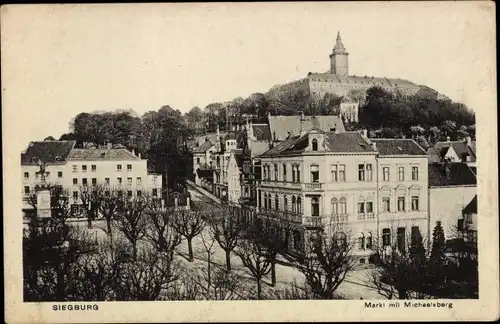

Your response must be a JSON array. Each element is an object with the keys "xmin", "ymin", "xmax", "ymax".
[
  {"xmin": 303, "ymin": 216, "xmax": 327, "ymax": 227},
  {"xmin": 303, "ymin": 182, "xmax": 322, "ymax": 190},
  {"xmin": 239, "ymin": 196, "xmax": 256, "ymax": 205},
  {"xmin": 260, "ymin": 180, "xmax": 323, "ymax": 191},
  {"xmin": 258, "ymin": 209, "xmax": 303, "ymax": 224}
]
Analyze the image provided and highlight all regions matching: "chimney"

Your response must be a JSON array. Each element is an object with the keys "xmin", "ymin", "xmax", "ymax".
[
  {"xmin": 446, "ymin": 136, "xmax": 451, "ymax": 142},
  {"xmin": 138, "ymin": 152, "xmax": 141, "ymax": 159},
  {"xmin": 465, "ymin": 136, "xmax": 471, "ymax": 147},
  {"xmin": 132, "ymin": 148, "xmax": 135, "ymax": 156},
  {"xmin": 362, "ymin": 129, "xmax": 368, "ymax": 138},
  {"xmin": 372, "ymin": 142, "xmax": 377, "ymax": 150}
]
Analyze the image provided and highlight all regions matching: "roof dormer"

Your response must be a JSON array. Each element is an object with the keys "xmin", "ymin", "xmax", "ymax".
[{"xmin": 305, "ymin": 129, "xmax": 326, "ymax": 152}]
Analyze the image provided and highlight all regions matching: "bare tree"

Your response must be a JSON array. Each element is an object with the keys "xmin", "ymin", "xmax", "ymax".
[
  {"xmin": 98, "ymin": 188, "xmax": 122, "ymax": 242},
  {"xmin": 112, "ymin": 196, "xmax": 148, "ymax": 260},
  {"xmin": 208, "ymin": 205, "xmax": 243, "ymax": 271},
  {"xmin": 269, "ymin": 279, "xmax": 315, "ymax": 300},
  {"xmin": 299, "ymin": 222, "xmax": 356, "ymax": 299},
  {"xmin": 144, "ymin": 200, "xmax": 182, "ymax": 261},
  {"xmin": 235, "ymin": 228, "xmax": 273, "ymax": 300},
  {"xmin": 79, "ymin": 184, "xmax": 106, "ymax": 228},
  {"xmin": 166, "ymin": 269, "xmax": 203, "ymax": 301},
  {"xmin": 26, "ymin": 184, "xmax": 72, "ymax": 226},
  {"xmin": 171, "ymin": 209, "xmax": 205, "ymax": 262},
  {"xmin": 116, "ymin": 247, "xmax": 180, "ymax": 301}
]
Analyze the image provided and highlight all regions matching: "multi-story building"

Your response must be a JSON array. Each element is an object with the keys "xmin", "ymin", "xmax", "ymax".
[
  {"xmin": 458, "ymin": 195, "xmax": 477, "ymax": 244},
  {"xmin": 427, "ymin": 137, "xmax": 476, "ymax": 167},
  {"xmin": 21, "ymin": 140, "xmax": 162, "ymax": 217},
  {"xmin": 256, "ymin": 130, "xmax": 429, "ymax": 264},
  {"xmin": 212, "ymin": 131, "xmax": 240, "ymax": 201},
  {"xmin": 192, "ymin": 139, "xmax": 216, "ymax": 188}
]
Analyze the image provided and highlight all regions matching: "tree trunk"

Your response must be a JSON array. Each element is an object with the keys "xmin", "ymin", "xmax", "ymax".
[
  {"xmin": 106, "ymin": 219, "xmax": 113, "ymax": 242},
  {"xmin": 132, "ymin": 242, "xmax": 138, "ymax": 261},
  {"xmin": 225, "ymin": 249, "xmax": 231, "ymax": 272},
  {"xmin": 187, "ymin": 237, "xmax": 194, "ymax": 262},
  {"xmin": 256, "ymin": 277, "xmax": 262, "ymax": 300},
  {"xmin": 207, "ymin": 252, "xmax": 212, "ymax": 295},
  {"xmin": 271, "ymin": 261, "xmax": 276, "ymax": 287},
  {"xmin": 87, "ymin": 216, "xmax": 93, "ymax": 229},
  {"xmin": 398, "ymin": 288, "xmax": 408, "ymax": 300}
]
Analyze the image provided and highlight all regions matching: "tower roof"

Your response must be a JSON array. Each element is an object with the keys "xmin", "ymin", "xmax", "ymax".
[{"xmin": 333, "ymin": 31, "xmax": 347, "ymax": 54}]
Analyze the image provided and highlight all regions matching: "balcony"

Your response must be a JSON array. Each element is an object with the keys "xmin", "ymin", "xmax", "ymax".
[
  {"xmin": 257, "ymin": 209, "xmax": 302, "ymax": 224},
  {"xmin": 260, "ymin": 180, "xmax": 302, "ymax": 189},
  {"xmin": 303, "ymin": 216, "xmax": 327, "ymax": 228},
  {"xmin": 239, "ymin": 196, "xmax": 256, "ymax": 206},
  {"xmin": 303, "ymin": 182, "xmax": 322, "ymax": 190}
]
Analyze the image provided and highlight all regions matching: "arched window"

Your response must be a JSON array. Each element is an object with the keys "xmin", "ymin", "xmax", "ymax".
[
  {"xmin": 292, "ymin": 196, "xmax": 296, "ymax": 213},
  {"xmin": 274, "ymin": 164, "xmax": 279, "ymax": 181},
  {"xmin": 359, "ymin": 233, "xmax": 365, "ymax": 249},
  {"xmin": 312, "ymin": 138, "xmax": 318, "ymax": 151},
  {"xmin": 311, "ymin": 197, "xmax": 320, "ymax": 216},
  {"xmin": 297, "ymin": 165, "xmax": 301, "ymax": 182},
  {"xmin": 264, "ymin": 193, "xmax": 268, "ymax": 209},
  {"xmin": 331, "ymin": 197, "xmax": 338, "ymax": 215},
  {"xmin": 275, "ymin": 194, "xmax": 279, "ymax": 210},
  {"xmin": 217, "ymin": 156, "xmax": 221, "ymax": 167},
  {"xmin": 366, "ymin": 232, "xmax": 373, "ymax": 249},
  {"xmin": 297, "ymin": 196, "xmax": 302, "ymax": 214},
  {"xmin": 283, "ymin": 164, "xmax": 287, "ymax": 181},
  {"xmin": 339, "ymin": 197, "xmax": 347, "ymax": 215},
  {"xmin": 284, "ymin": 195, "xmax": 288, "ymax": 212}
]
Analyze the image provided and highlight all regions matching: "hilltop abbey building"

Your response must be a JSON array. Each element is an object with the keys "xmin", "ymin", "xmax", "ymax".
[{"xmin": 268, "ymin": 32, "xmax": 446, "ymax": 102}]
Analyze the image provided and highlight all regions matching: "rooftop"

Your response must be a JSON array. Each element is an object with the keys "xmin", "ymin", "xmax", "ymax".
[
  {"xmin": 260, "ymin": 130, "xmax": 375, "ymax": 157},
  {"xmin": 434, "ymin": 140, "xmax": 476, "ymax": 162},
  {"xmin": 67, "ymin": 148, "xmax": 141, "ymax": 161},
  {"xmin": 192, "ymin": 140, "xmax": 214, "ymax": 153},
  {"xmin": 268, "ymin": 115, "xmax": 345, "ymax": 141},
  {"xmin": 462, "ymin": 195, "xmax": 477, "ymax": 214},
  {"xmin": 371, "ymin": 139, "xmax": 427, "ymax": 156},
  {"xmin": 428, "ymin": 162, "xmax": 477, "ymax": 187},
  {"xmin": 21, "ymin": 140, "xmax": 76, "ymax": 165},
  {"xmin": 307, "ymin": 73, "xmax": 420, "ymax": 89}
]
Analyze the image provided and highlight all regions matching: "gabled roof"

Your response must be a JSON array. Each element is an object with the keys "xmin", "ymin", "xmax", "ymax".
[
  {"xmin": 426, "ymin": 147, "xmax": 443, "ymax": 163},
  {"xmin": 21, "ymin": 140, "xmax": 76, "ymax": 165},
  {"xmin": 434, "ymin": 140, "xmax": 476, "ymax": 162},
  {"xmin": 462, "ymin": 195, "xmax": 477, "ymax": 214},
  {"xmin": 192, "ymin": 140, "xmax": 214, "ymax": 153},
  {"xmin": 372, "ymin": 139, "xmax": 427, "ymax": 156},
  {"xmin": 259, "ymin": 130, "xmax": 375, "ymax": 157},
  {"xmin": 307, "ymin": 73, "xmax": 421, "ymax": 89},
  {"xmin": 268, "ymin": 115, "xmax": 345, "ymax": 141},
  {"xmin": 428, "ymin": 162, "xmax": 477, "ymax": 187},
  {"xmin": 67, "ymin": 148, "xmax": 141, "ymax": 161}
]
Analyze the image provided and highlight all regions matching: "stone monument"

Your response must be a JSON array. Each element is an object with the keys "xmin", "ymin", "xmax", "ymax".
[{"xmin": 35, "ymin": 160, "xmax": 51, "ymax": 218}]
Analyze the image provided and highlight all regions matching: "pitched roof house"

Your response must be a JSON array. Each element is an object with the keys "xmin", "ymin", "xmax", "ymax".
[{"xmin": 21, "ymin": 140, "xmax": 76, "ymax": 165}]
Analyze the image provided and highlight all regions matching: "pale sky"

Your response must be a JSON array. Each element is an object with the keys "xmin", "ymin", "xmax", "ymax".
[{"xmin": 1, "ymin": 2, "xmax": 496, "ymax": 148}]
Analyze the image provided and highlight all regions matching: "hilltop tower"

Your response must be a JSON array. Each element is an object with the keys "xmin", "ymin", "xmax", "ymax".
[{"xmin": 329, "ymin": 31, "xmax": 349, "ymax": 76}]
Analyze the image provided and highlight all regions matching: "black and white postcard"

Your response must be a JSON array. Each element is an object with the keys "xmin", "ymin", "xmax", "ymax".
[{"xmin": 2, "ymin": 2, "xmax": 498, "ymax": 323}]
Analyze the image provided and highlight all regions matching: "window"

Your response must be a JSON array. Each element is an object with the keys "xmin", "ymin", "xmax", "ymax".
[
  {"xmin": 292, "ymin": 196, "xmax": 296, "ymax": 213},
  {"xmin": 137, "ymin": 190, "xmax": 142, "ymax": 197},
  {"xmin": 105, "ymin": 178, "xmax": 110, "ymax": 185},
  {"xmin": 117, "ymin": 177, "xmax": 122, "ymax": 185},
  {"xmin": 358, "ymin": 164, "xmax": 365, "ymax": 181},
  {"xmin": 73, "ymin": 178, "xmax": 78, "ymax": 185},
  {"xmin": 92, "ymin": 178, "xmax": 97, "ymax": 185},
  {"xmin": 284, "ymin": 196, "xmax": 288, "ymax": 211},
  {"xmin": 267, "ymin": 165, "xmax": 271, "ymax": 181},
  {"xmin": 411, "ymin": 226, "xmax": 421, "ymax": 245},
  {"xmin": 339, "ymin": 165, "xmax": 346, "ymax": 182},
  {"xmin": 24, "ymin": 172, "xmax": 29, "ymax": 179},
  {"xmin": 58, "ymin": 171, "xmax": 63, "ymax": 178},
  {"xmin": 359, "ymin": 234, "xmax": 365, "ymax": 249},
  {"xmin": 263, "ymin": 165, "xmax": 267, "ymax": 180},
  {"xmin": 296, "ymin": 165, "xmax": 301, "ymax": 183},
  {"xmin": 82, "ymin": 178, "xmax": 88, "ymax": 186},
  {"xmin": 312, "ymin": 138, "xmax": 318, "ymax": 151},
  {"xmin": 311, "ymin": 197, "xmax": 320, "ymax": 216},
  {"xmin": 117, "ymin": 164, "xmax": 122, "ymax": 172},
  {"xmin": 73, "ymin": 191, "xmax": 78, "ymax": 200},
  {"xmin": 397, "ymin": 227, "xmax": 406, "ymax": 253},
  {"xmin": 292, "ymin": 166, "xmax": 296, "ymax": 182},
  {"xmin": 127, "ymin": 190, "xmax": 133, "ymax": 198},
  {"xmin": 358, "ymin": 202, "xmax": 365, "ymax": 214},
  {"xmin": 72, "ymin": 165, "xmax": 78, "ymax": 172},
  {"xmin": 366, "ymin": 233, "xmax": 373, "ymax": 249},
  {"xmin": 283, "ymin": 164, "xmax": 287, "ymax": 181},
  {"xmin": 383, "ymin": 167, "xmax": 390, "ymax": 181},
  {"xmin": 382, "ymin": 228, "xmax": 391, "ymax": 246},
  {"xmin": 196, "ymin": 157, "xmax": 200, "ymax": 164},
  {"xmin": 91, "ymin": 165, "xmax": 97, "ymax": 172},
  {"xmin": 126, "ymin": 164, "xmax": 132, "ymax": 171},
  {"xmin": 127, "ymin": 177, "xmax": 132, "ymax": 185},
  {"xmin": 24, "ymin": 186, "xmax": 30, "ymax": 194},
  {"xmin": 137, "ymin": 177, "xmax": 142, "ymax": 185},
  {"xmin": 152, "ymin": 176, "xmax": 157, "ymax": 184},
  {"xmin": 275, "ymin": 194, "xmax": 279, "ymax": 210},
  {"xmin": 310, "ymin": 165, "xmax": 319, "ymax": 182},
  {"xmin": 297, "ymin": 196, "xmax": 302, "ymax": 214},
  {"xmin": 339, "ymin": 197, "xmax": 347, "ymax": 215},
  {"xmin": 274, "ymin": 164, "xmax": 278, "ymax": 181},
  {"xmin": 398, "ymin": 167, "xmax": 404, "ymax": 181},
  {"xmin": 366, "ymin": 164, "xmax": 373, "ymax": 181},
  {"xmin": 152, "ymin": 188, "xmax": 158, "ymax": 197},
  {"xmin": 412, "ymin": 167, "xmax": 419, "ymax": 181},
  {"xmin": 382, "ymin": 197, "xmax": 390, "ymax": 212},
  {"xmin": 331, "ymin": 198, "xmax": 338, "ymax": 215},
  {"xmin": 366, "ymin": 202, "xmax": 373, "ymax": 214},
  {"xmin": 82, "ymin": 165, "xmax": 87, "ymax": 172},
  {"xmin": 411, "ymin": 196, "xmax": 419, "ymax": 211},
  {"xmin": 331, "ymin": 165, "xmax": 338, "ymax": 182},
  {"xmin": 397, "ymin": 197, "xmax": 405, "ymax": 211}
]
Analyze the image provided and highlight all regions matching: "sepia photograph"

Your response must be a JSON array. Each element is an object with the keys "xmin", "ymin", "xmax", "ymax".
[{"xmin": 2, "ymin": 2, "xmax": 498, "ymax": 323}]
